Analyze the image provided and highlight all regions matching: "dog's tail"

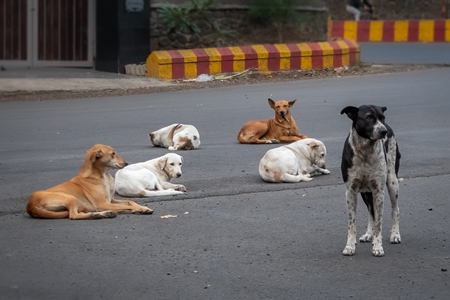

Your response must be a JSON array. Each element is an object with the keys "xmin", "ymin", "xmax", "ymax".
[
  {"xmin": 26, "ymin": 191, "xmax": 72, "ymax": 219},
  {"xmin": 26, "ymin": 202, "xmax": 69, "ymax": 219}
]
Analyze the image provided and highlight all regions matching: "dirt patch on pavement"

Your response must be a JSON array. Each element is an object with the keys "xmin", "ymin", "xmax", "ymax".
[{"xmin": 0, "ymin": 63, "xmax": 442, "ymax": 102}]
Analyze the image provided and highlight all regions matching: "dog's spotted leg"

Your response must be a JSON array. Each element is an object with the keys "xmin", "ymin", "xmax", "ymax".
[
  {"xmin": 359, "ymin": 215, "xmax": 374, "ymax": 242},
  {"xmin": 359, "ymin": 192, "xmax": 374, "ymax": 242},
  {"xmin": 343, "ymin": 190, "xmax": 357, "ymax": 256},
  {"xmin": 387, "ymin": 175, "xmax": 401, "ymax": 244},
  {"xmin": 372, "ymin": 192, "xmax": 385, "ymax": 257}
]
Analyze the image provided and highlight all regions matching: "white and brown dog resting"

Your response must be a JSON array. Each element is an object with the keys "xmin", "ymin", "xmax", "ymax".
[
  {"xmin": 114, "ymin": 153, "xmax": 186, "ymax": 197},
  {"xmin": 26, "ymin": 144, "xmax": 153, "ymax": 220},
  {"xmin": 259, "ymin": 138, "xmax": 330, "ymax": 183},
  {"xmin": 237, "ymin": 98, "xmax": 308, "ymax": 144},
  {"xmin": 150, "ymin": 123, "xmax": 200, "ymax": 150},
  {"xmin": 341, "ymin": 105, "xmax": 401, "ymax": 257}
]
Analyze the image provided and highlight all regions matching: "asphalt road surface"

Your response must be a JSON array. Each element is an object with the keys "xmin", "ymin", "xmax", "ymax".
[{"xmin": 1, "ymin": 45, "xmax": 449, "ymax": 299}]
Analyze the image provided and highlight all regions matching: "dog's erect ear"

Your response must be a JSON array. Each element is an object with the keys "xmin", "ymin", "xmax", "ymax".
[
  {"xmin": 288, "ymin": 99, "xmax": 297, "ymax": 107},
  {"xmin": 158, "ymin": 157, "xmax": 168, "ymax": 170},
  {"xmin": 308, "ymin": 141, "xmax": 319, "ymax": 148},
  {"xmin": 90, "ymin": 149, "xmax": 104, "ymax": 162},
  {"xmin": 268, "ymin": 98, "xmax": 275, "ymax": 109},
  {"xmin": 340, "ymin": 106, "xmax": 359, "ymax": 121},
  {"xmin": 370, "ymin": 105, "xmax": 387, "ymax": 114}
]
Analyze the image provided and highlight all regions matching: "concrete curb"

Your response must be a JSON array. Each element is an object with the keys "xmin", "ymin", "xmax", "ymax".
[
  {"xmin": 329, "ymin": 19, "xmax": 450, "ymax": 42},
  {"xmin": 146, "ymin": 39, "xmax": 360, "ymax": 80}
]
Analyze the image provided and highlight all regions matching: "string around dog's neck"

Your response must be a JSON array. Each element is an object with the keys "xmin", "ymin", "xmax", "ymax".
[{"xmin": 274, "ymin": 115, "xmax": 291, "ymax": 127}]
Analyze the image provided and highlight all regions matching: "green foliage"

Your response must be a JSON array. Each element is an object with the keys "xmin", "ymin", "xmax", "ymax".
[
  {"xmin": 158, "ymin": 0, "xmax": 211, "ymax": 34},
  {"xmin": 157, "ymin": 0, "xmax": 235, "ymax": 47}
]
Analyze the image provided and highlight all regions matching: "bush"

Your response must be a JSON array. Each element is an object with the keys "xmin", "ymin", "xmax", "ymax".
[{"xmin": 158, "ymin": 0, "xmax": 235, "ymax": 47}]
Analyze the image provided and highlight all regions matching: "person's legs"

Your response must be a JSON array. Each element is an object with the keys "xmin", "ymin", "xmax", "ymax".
[{"xmin": 346, "ymin": 5, "xmax": 361, "ymax": 21}]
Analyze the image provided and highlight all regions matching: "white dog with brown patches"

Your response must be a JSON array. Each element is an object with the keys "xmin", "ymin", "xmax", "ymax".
[
  {"xmin": 259, "ymin": 138, "xmax": 330, "ymax": 183},
  {"xmin": 150, "ymin": 124, "xmax": 200, "ymax": 150},
  {"xmin": 114, "ymin": 153, "xmax": 187, "ymax": 197}
]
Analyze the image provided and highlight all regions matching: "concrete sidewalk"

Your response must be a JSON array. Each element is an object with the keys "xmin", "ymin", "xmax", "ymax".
[{"xmin": 0, "ymin": 67, "xmax": 173, "ymax": 92}]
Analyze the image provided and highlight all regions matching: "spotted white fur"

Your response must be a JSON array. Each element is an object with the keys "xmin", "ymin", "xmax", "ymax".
[{"xmin": 341, "ymin": 105, "xmax": 401, "ymax": 257}]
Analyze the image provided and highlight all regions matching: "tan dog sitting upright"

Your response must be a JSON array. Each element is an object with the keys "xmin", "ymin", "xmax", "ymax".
[
  {"xmin": 26, "ymin": 144, "xmax": 153, "ymax": 220},
  {"xmin": 237, "ymin": 98, "xmax": 307, "ymax": 144}
]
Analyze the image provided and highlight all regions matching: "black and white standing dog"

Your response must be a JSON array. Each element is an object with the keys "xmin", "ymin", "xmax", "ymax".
[{"xmin": 340, "ymin": 105, "xmax": 401, "ymax": 257}]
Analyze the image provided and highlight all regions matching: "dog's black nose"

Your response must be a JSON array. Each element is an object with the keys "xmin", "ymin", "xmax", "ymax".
[
  {"xmin": 176, "ymin": 172, "xmax": 182, "ymax": 177},
  {"xmin": 380, "ymin": 129, "xmax": 388, "ymax": 137}
]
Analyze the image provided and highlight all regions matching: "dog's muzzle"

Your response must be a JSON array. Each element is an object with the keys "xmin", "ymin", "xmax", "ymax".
[
  {"xmin": 371, "ymin": 123, "xmax": 388, "ymax": 140},
  {"xmin": 373, "ymin": 128, "xmax": 388, "ymax": 140},
  {"xmin": 116, "ymin": 161, "xmax": 128, "ymax": 169},
  {"xmin": 176, "ymin": 172, "xmax": 182, "ymax": 178}
]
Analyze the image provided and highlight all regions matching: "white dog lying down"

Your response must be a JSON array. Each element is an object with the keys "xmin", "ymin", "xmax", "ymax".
[
  {"xmin": 114, "ymin": 153, "xmax": 187, "ymax": 197},
  {"xmin": 150, "ymin": 123, "xmax": 200, "ymax": 150},
  {"xmin": 259, "ymin": 138, "xmax": 330, "ymax": 183}
]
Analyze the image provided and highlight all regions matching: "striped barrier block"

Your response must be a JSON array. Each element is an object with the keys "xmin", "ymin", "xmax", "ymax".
[
  {"xmin": 146, "ymin": 39, "xmax": 360, "ymax": 80},
  {"xmin": 329, "ymin": 19, "xmax": 450, "ymax": 42}
]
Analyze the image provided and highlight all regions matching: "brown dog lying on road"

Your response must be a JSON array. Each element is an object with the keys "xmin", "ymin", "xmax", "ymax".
[
  {"xmin": 237, "ymin": 98, "xmax": 307, "ymax": 144},
  {"xmin": 26, "ymin": 144, "xmax": 153, "ymax": 220}
]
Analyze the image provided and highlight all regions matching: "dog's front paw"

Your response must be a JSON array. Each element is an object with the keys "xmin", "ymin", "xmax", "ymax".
[
  {"xmin": 132, "ymin": 206, "xmax": 153, "ymax": 214},
  {"xmin": 359, "ymin": 233, "xmax": 373, "ymax": 243},
  {"xmin": 266, "ymin": 139, "xmax": 279, "ymax": 144},
  {"xmin": 321, "ymin": 169, "xmax": 331, "ymax": 175},
  {"xmin": 390, "ymin": 233, "xmax": 401, "ymax": 244},
  {"xmin": 372, "ymin": 246, "xmax": 385, "ymax": 257},
  {"xmin": 342, "ymin": 246, "xmax": 355, "ymax": 256},
  {"xmin": 140, "ymin": 207, "xmax": 154, "ymax": 214},
  {"xmin": 176, "ymin": 185, "xmax": 187, "ymax": 192},
  {"xmin": 168, "ymin": 146, "xmax": 177, "ymax": 151}
]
